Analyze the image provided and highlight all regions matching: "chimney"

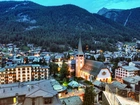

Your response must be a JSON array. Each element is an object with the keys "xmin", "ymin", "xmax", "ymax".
[
  {"xmin": 31, "ymin": 85, "xmax": 34, "ymax": 89},
  {"xmin": 3, "ymin": 89, "xmax": 5, "ymax": 93}
]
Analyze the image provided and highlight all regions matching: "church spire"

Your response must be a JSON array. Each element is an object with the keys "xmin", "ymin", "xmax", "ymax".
[{"xmin": 77, "ymin": 38, "xmax": 84, "ymax": 55}]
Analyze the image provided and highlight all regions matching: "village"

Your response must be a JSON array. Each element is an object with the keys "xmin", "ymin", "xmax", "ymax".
[{"xmin": 0, "ymin": 39, "xmax": 140, "ymax": 105}]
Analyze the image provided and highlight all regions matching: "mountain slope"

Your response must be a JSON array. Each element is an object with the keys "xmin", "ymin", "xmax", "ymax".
[
  {"xmin": 0, "ymin": 1, "xmax": 139, "ymax": 51},
  {"xmin": 97, "ymin": 7, "xmax": 140, "ymax": 31}
]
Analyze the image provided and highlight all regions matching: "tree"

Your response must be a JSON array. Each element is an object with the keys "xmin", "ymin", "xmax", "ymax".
[
  {"xmin": 90, "ymin": 56, "xmax": 95, "ymax": 60},
  {"xmin": 39, "ymin": 58, "xmax": 47, "ymax": 65},
  {"xmin": 83, "ymin": 86, "xmax": 96, "ymax": 105},
  {"xmin": 49, "ymin": 62, "xmax": 58, "ymax": 77},
  {"xmin": 60, "ymin": 62, "xmax": 69, "ymax": 80},
  {"xmin": 97, "ymin": 54, "xmax": 105, "ymax": 62}
]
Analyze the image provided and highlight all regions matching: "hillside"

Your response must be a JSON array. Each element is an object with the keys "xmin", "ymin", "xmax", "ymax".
[
  {"xmin": 97, "ymin": 7, "xmax": 140, "ymax": 31},
  {"xmin": 0, "ymin": 1, "xmax": 140, "ymax": 52}
]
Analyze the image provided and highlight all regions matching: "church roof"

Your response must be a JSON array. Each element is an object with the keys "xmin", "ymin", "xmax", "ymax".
[
  {"xmin": 81, "ymin": 60, "xmax": 104, "ymax": 76},
  {"xmin": 77, "ymin": 38, "xmax": 84, "ymax": 55}
]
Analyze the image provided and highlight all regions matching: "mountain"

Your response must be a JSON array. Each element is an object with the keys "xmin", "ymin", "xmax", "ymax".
[
  {"xmin": 97, "ymin": 7, "xmax": 140, "ymax": 31},
  {"xmin": 0, "ymin": 1, "xmax": 140, "ymax": 52}
]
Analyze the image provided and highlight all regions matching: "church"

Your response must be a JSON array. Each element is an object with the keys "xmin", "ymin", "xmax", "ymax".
[{"xmin": 75, "ymin": 38, "xmax": 112, "ymax": 83}]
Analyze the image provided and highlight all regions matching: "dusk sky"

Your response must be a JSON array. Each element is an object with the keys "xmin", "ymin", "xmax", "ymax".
[{"xmin": 1, "ymin": 0, "xmax": 140, "ymax": 13}]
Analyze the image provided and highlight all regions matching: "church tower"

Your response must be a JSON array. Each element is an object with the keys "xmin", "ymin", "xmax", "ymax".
[{"xmin": 76, "ymin": 38, "xmax": 84, "ymax": 77}]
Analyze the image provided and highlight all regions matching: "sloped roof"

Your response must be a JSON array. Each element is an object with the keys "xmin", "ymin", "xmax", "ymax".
[
  {"xmin": 123, "ymin": 75, "xmax": 140, "ymax": 84},
  {"xmin": 60, "ymin": 96, "xmax": 82, "ymax": 105},
  {"xmin": 109, "ymin": 81, "xmax": 127, "ymax": 91},
  {"xmin": 122, "ymin": 66, "xmax": 140, "ymax": 71},
  {"xmin": 81, "ymin": 60, "xmax": 104, "ymax": 76},
  {"xmin": 93, "ymin": 80, "xmax": 102, "ymax": 87},
  {"xmin": 0, "ymin": 80, "xmax": 57, "ymax": 99},
  {"xmin": 26, "ymin": 88, "xmax": 54, "ymax": 98}
]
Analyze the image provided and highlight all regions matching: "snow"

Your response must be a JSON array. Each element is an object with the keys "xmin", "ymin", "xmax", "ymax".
[{"xmin": 124, "ymin": 11, "xmax": 132, "ymax": 26}]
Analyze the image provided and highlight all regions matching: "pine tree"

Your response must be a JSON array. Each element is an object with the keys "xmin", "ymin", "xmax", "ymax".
[
  {"xmin": 60, "ymin": 62, "xmax": 69, "ymax": 80},
  {"xmin": 83, "ymin": 86, "xmax": 96, "ymax": 105}
]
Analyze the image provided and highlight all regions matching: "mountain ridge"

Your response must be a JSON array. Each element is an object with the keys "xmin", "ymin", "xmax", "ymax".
[
  {"xmin": 0, "ymin": 1, "xmax": 139, "ymax": 52},
  {"xmin": 97, "ymin": 7, "xmax": 140, "ymax": 31}
]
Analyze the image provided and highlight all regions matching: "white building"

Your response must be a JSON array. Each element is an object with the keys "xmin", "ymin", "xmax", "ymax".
[{"xmin": 115, "ymin": 66, "xmax": 140, "ymax": 82}]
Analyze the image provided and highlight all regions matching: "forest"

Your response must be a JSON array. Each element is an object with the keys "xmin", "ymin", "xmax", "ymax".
[{"xmin": 0, "ymin": 1, "xmax": 140, "ymax": 52}]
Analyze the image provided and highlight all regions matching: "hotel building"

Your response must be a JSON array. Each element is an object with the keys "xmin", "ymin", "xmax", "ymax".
[
  {"xmin": 0, "ymin": 64, "xmax": 49, "ymax": 84},
  {"xmin": 115, "ymin": 66, "xmax": 140, "ymax": 82}
]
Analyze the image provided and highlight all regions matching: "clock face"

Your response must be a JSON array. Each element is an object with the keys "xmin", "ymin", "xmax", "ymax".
[{"xmin": 102, "ymin": 71, "xmax": 106, "ymax": 75}]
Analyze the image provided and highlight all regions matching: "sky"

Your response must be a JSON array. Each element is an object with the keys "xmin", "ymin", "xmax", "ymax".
[{"xmin": 1, "ymin": 0, "xmax": 140, "ymax": 13}]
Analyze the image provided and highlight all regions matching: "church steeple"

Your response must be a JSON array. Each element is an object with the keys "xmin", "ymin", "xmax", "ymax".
[
  {"xmin": 77, "ymin": 38, "xmax": 84, "ymax": 55},
  {"xmin": 76, "ymin": 38, "xmax": 84, "ymax": 77}
]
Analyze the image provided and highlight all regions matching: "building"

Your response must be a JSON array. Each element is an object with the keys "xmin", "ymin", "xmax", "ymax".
[
  {"xmin": 0, "ymin": 80, "xmax": 61, "ymax": 105},
  {"xmin": 80, "ymin": 60, "xmax": 112, "ymax": 83},
  {"xmin": 0, "ymin": 64, "xmax": 49, "ymax": 84},
  {"xmin": 115, "ymin": 66, "xmax": 140, "ymax": 82},
  {"xmin": 76, "ymin": 38, "xmax": 84, "ymax": 77},
  {"xmin": 123, "ymin": 75, "xmax": 140, "ymax": 92},
  {"xmin": 102, "ymin": 83, "xmax": 140, "ymax": 105},
  {"xmin": 60, "ymin": 96, "xmax": 82, "ymax": 105},
  {"xmin": 75, "ymin": 38, "xmax": 112, "ymax": 83}
]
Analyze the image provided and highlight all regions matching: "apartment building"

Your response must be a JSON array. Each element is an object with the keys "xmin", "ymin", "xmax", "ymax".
[
  {"xmin": 115, "ymin": 66, "xmax": 140, "ymax": 82},
  {"xmin": 0, "ymin": 64, "xmax": 49, "ymax": 84}
]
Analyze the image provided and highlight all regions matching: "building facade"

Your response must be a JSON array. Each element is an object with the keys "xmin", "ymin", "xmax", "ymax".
[
  {"xmin": 76, "ymin": 38, "xmax": 84, "ymax": 77},
  {"xmin": 115, "ymin": 66, "xmax": 140, "ymax": 82},
  {"xmin": 0, "ymin": 64, "xmax": 49, "ymax": 84}
]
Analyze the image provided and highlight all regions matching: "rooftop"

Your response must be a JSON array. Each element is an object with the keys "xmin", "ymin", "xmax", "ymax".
[
  {"xmin": 122, "ymin": 66, "xmax": 140, "ymax": 71},
  {"xmin": 0, "ymin": 80, "xmax": 58, "ymax": 99},
  {"xmin": 60, "ymin": 96, "xmax": 82, "ymax": 105},
  {"xmin": 81, "ymin": 60, "xmax": 104, "ymax": 76},
  {"xmin": 123, "ymin": 75, "xmax": 140, "ymax": 84},
  {"xmin": 108, "ymin": 81, "xmax": 127, "ymax": 93}
]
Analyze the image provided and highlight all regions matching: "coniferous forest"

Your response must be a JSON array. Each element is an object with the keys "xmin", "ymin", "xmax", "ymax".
[{"xmin": 0, "ymin": 1, "xmax": 140, "ymax": 52}]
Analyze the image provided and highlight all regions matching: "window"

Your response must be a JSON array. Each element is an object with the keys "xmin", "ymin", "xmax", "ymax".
[
  {"xmin": 32, "ymin": 98, "xmax": 35, "ymax": 105},
  {"xmin": 44, "ymin": 98, "xmax": 52, "ymax": 104},
  {"xmin": 102, "ymin": 71, "xmax": 106, "ymax": 75}
]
